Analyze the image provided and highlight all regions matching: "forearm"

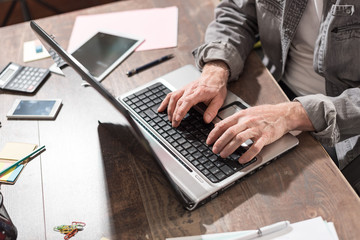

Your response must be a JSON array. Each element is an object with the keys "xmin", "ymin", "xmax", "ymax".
[{"xmin": 193, "ymin": 0, "xmax": 258, "ymax": 81}]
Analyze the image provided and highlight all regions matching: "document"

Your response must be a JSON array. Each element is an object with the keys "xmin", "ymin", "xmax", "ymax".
[
  {"xmin": 67, "ymin": 6, "xmax": 178, "ymax": 53},
  {"xmin": 166, "ymin": 216, "xmax": 339, "ymax": 240}
]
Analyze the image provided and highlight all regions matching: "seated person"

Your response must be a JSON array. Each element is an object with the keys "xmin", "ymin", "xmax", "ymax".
[{"xmin": 158, "ymin": 0, "xmax": 360, "ymax": 194}]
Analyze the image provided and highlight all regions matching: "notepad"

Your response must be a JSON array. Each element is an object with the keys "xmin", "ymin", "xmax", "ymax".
[
  {"xmin": 166, "ymin": 216, "xmax": 339, "ymax": 240},
  {"xmin": 23, "ymin": 39, "xmax": 50, "ymax": 62},
  {"xmin": 0, "ymin": 142, "xmax": 37, "ymax": 184}
]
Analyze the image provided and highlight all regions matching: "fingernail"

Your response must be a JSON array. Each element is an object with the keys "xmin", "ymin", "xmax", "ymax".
[
  {"xmin": 220, "ymin": 152, "xmax": 228, "ymax": 158},
  {"xmin": 204, "ymin": 113, "xmax": 212, "ymax": 123},
  {"xmin": 238, "ymin": 159, "xmax": 246, "ymax": 164},
  {"xmin": 212, "ymin": 146, "xmax": 218, "ymax": 153},
  {"xmin": 174, "ymin": 115, "xmax": 180, "ymax": 122}
]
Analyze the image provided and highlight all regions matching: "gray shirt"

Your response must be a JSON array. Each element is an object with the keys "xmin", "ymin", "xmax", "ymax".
[{"xmin": 192, "ymin": 0, "xmax": 360, "ymax": 169}]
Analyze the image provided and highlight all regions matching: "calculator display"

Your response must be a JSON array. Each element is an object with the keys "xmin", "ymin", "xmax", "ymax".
[
  {"xmin": 0, "ymin": 68, "xmax": 15, "ymax": 85},
  {"xmin": 13, "ymin": 100, "xmax": 56, "ymax": 116}
]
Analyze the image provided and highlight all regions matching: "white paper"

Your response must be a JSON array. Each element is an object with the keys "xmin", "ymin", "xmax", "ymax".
[{"xmin": 166, "ymin": 217, "xmax": 339, "ymax": 240}]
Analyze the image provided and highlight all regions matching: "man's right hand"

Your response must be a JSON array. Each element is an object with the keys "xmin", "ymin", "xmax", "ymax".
[{"xmin": 157, "ymin": 61, "xmax": 229, "ymax": 127}]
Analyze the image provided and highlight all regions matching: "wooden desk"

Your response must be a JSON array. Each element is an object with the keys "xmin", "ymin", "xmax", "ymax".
[{"xmin": 1, "ymin": 0, "xmax": 359, "ymax": 239}]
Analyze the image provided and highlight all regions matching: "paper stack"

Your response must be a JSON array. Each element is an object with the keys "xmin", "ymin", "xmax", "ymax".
[{"xmin": 166, "ymin": 216, "xmax": 338, "ymax": 240}]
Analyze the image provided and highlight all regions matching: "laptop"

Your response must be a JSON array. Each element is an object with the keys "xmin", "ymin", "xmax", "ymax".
[{"xmin": 30, "ymin": 21, "xmax": 299, "ymax": 210}]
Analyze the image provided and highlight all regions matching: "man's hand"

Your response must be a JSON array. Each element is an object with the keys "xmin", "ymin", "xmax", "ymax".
[
  {"xmin": 158, "ymin": 61, "xmax": 229, "ymax": 127},
  {"xmin": 206, "ymin": 102, "xmax": 315, "ymax": 164}
]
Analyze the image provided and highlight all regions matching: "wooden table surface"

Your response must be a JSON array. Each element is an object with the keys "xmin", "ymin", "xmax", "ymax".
[{"xmin": 1, "ymin": 0, "xmax": 360, "ymax": 239}]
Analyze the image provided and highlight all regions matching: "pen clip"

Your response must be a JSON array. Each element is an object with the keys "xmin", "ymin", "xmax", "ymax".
[{"xmin": 227, "ymin": 221, "xmax": 290, "ymax": 240}]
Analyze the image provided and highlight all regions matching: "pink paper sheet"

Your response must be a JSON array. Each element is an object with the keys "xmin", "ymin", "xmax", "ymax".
[{"xmin": 67, "ymin": 6, "xmax": 178, "ymax": 52}]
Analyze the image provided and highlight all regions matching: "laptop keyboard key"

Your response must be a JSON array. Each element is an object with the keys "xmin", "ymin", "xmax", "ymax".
[
  {"xmin": 215, "ymin": 171, "xmax": 226, "ymax": 181},
  {"xmin": 220, "ymin": 165, "xmax": 235, "ymax": 176},
  {"xmin": 207, "ymin": 174, "xmax": 218, "ymax": 183}
]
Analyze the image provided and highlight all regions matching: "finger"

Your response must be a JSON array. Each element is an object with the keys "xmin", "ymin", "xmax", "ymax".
[
  {"xmin": 206, "ymin": 116, "xmax": 242, "ymax": 145},
  {"xmin": 172, "ymin": 92, "xmax": 199, "ymax": 127},
  {"xmin": 212, "ymin": 125, "xmax": 249, "ymax": 154},
  {"xmin": 203, "ymin": 97, "xmax": 224, "ymax": 123},
  {"xmin": 167, "ymin": 92, "xmax": 183, "ymax": 122},
  {"xmin": 219, "ymin": 129, "xmax": 254, "ymax": 158},
  {"xmin": 238, "ymin": 138, "xmax": 265, "ymax": 164},
  {"xmin": 157, "ymin": 94, "xmax": 170, "ymax": 112},
  {"xmin": 172, "ymin": 100, "xmax": 194, "ymax": 127}
]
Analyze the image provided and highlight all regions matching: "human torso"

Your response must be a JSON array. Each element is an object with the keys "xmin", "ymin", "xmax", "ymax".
[{"xmin": 282, "ymin": 0, "xmax": 325, "ymax": 96}]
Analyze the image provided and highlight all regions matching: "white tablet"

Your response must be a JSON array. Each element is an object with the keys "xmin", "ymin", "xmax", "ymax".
[
  {"xmin": 70, "ymin": 30, "xmax": 144, "ymax": 81},
  {"xmin": 7, "ymin": 99, "xmax": 62, "ymax": 119}
]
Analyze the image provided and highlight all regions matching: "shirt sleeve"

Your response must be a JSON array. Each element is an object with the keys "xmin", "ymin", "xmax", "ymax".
[
  {"xmin": 192, "ymin": 0, "xmax": 258, "ymax": 82},
  {"xmin": 295, "ymin": 87, "xmax": 360, "ymax": 146}
]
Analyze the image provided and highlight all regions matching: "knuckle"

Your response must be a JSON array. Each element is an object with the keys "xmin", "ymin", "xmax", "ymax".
[
  {"xmin": 235, "ymin": 133, "xmax": 244, "ymax": 142},
  {"xmin": 183, "ymin": 94, "xmax": 194, "ymax": 103},
  {"xmin": 166, "ymin": 92, "xmax": 174, "ymax": 99},
  {"xmin": 216, "ymin": 121, "xmax": 227, "ymax": 130},
  {"xmin": 246, "ymin": 118, "xmax": 256, "ymax": 126},
  {"xmin": 227, "ymin": 128, "xmax": 237, "ymax": 137},
  {"xmin": 177, "ymin": 98, "xmax": 184, "ymax": 106}
]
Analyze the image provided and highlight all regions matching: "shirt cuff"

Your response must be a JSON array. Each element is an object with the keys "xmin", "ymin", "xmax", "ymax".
[
  {"xmin": 295, "ymin": 94, "xmax": 340, "ymax": 146},
  {"xmin": 192, "ymin": 41, "xmax": 245, "ymax": 82}
]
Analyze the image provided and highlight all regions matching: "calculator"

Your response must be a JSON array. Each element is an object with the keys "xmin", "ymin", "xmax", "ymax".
[{"xmin": 0, "ymin": 62, "xmax": 50, "ymax": 93}]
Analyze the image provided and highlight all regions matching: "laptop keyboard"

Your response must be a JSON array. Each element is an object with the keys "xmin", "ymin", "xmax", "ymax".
[{"xmin": 122, "ymin": 82, "xmax": 256, "ymax": 183}]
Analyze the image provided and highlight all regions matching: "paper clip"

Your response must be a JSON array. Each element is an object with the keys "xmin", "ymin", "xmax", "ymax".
[
  {"xmin": 54, "ymin": 221, "xmax": 86, "ymax": 234},
  {"xmin": 72, "ymin": 221, "xmax": 86, "ymax": 230},
  {"xmin": 54, "ymin": 225, "xmax": 73, "ymax": 234},
  {"xmin": 64, "ymin": 228, "xmax": 78, "ymax": 240}
]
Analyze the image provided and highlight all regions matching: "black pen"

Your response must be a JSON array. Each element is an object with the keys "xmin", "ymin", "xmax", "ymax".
[{"xmin": 126, "ymin": 54, "xmax": 174, "ymax": 77}]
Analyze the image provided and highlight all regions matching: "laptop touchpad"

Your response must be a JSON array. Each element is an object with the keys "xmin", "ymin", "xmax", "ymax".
[{"xmin": 217, "ymin": 101, "xmax": 246, "ymax": 120}]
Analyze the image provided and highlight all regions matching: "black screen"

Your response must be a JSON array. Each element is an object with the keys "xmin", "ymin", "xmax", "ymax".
[{"xmin": 71, "ymin": 32, "xmax": 138, "ymax": 78}]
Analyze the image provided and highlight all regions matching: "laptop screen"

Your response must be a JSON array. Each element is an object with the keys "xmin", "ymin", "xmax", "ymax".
[
  {"xmin": 29, "ymin": 20, "xmax": 194, "ymax": 209},
  {"xmin": 30, "ymin": 21, "xmax": 149, "ymax": 147}
]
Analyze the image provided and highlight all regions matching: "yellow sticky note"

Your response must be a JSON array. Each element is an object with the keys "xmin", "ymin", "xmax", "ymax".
[
  {"xmin": 0, "ymin": 142, "xmax": 37, "ymax": 184},
  {"xmin": 0, "ymin": 142, "xmax": 37, "ymax": 160}
]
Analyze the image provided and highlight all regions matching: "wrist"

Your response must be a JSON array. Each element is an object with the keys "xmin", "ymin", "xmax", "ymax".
[
  {"xmin": 202, "ymin": 61, "xmax": 229, "ymax": 86},
  {"xmin": 286, "ymin": 102, "xmax": 315, "ymax": 132}
]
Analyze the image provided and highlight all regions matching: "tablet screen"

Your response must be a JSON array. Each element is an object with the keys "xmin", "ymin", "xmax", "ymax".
[{"xmin": 71, "ymin": 32, "xmax": 142, "ymax": 80}]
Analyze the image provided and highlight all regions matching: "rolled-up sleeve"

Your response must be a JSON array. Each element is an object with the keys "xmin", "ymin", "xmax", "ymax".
[
  {"xmin": 192, "ymin": 0, "xmax": 258, "ymax": 82},
  {"xmin": 295, "ymin": 87, "xmax": 360, "ymax": 146}
]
